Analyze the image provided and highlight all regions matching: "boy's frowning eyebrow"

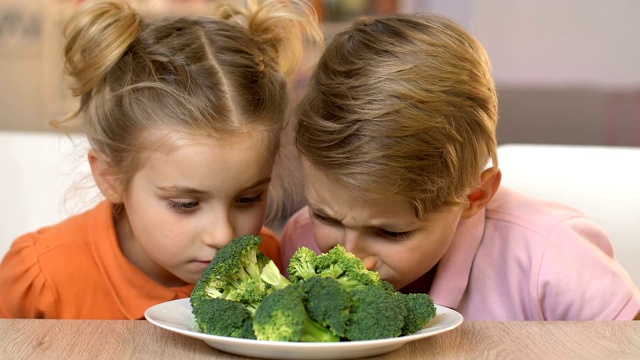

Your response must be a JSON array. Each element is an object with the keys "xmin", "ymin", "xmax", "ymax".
[
  {"xmin": 156, "ymin": 177, "xmax": 272, "ymax": 195},
  {"xmin": 309, "ymin": 205, "xmax": 418, "ymax": 232}
]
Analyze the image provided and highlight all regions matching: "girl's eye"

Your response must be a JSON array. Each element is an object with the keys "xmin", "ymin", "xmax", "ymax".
[
  {"xmin": 378, "ymin": 229, "xmax": 412, "ymax": 240},
  {"xmin": 236, "ymin": 194, "xmax": 264, "ymax": 206},
  {"xmin": 167, "ymin": 200, "xmax": 199, "ymax": 213}
]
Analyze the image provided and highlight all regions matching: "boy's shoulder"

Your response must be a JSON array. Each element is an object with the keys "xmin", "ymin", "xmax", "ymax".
[{"xmin": 485, "ymin": 186, "xmax": 595, "ymax": 239}]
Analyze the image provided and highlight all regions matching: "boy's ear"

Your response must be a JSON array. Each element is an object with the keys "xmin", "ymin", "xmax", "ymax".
[
  {"xmin": 88, "ymin": 149, "xmax": 123, "ymax": 203},
  {"xmin": 461, "ymin": 167, "xmax": 502, "ymax": 218}
]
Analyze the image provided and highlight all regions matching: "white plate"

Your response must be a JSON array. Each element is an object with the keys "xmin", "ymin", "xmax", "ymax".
[{"xmin": 145, "ymin": 298, "xmax": 463, "ymax": 359}]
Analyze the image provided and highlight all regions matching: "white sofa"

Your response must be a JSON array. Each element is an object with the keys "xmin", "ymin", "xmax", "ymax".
[
  {"xmin": 0, "ymin": 131, "xmax": 99, "ymax": 260},
  {"xmin": 498, "ymin": 143, "xmax": 640, "ymax": 286}
]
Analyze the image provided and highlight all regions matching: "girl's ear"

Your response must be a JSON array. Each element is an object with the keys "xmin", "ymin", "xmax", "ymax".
[
  {"xmin": 461, "ymin": 167, "xmax": 502, "ymax": 218},
  {"xmin": 88, "ymin": 149, "xmax": 123, "ymax": 203}
]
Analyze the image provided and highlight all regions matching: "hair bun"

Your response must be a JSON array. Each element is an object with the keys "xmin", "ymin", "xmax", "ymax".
[{"xmin": 63, "ymin": 0, "xmax": 141, "ymax": 97}]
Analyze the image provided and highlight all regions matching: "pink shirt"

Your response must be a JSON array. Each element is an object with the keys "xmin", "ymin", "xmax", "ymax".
[{"xmin": 281, "ymin": 187, "xmax": 640, "ymax": 320}]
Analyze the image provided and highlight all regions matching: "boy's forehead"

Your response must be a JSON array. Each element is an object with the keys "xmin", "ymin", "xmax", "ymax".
[{"xmin": 302, "ymin": 166, "xmax": 415, "ymax": 219}]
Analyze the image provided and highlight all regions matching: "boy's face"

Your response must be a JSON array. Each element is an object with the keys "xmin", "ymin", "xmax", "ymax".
[
  {"xmin": 115, "ymin": 132, "xmax": 274, "ymax": 287},
  {"xmin": 301, "ymin": 159, "xmax": 465, "ymax": 290}
]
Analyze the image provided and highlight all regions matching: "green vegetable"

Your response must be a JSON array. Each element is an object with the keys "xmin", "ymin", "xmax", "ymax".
[
  {"xmin": 253, "ymin": 283, "xmax": 340, "ymax": 342},
  {"xmin": 190, "ymin": 237, "xmax": 437, "ymax": 342},
  {"xmin": 345, "ymin": 284, "xmax": 407, "ymax": 340},
  {"xmin": 288, "ymin": 244, "xmax": 381, "ymax": 290},
  {"xmin": 287, "ymin": 246, "xmax": 318, "ymax": 283},
  {"xmin": 401, "ymin": 293, "xmax": 437, "ymax": 335},
  {"xmin": 301, "ymin": 276, "xmax": 351, "ymax": 338},
  {"xmin": 192, "ymin": 297, "xmax": 256, "ymax": 339},
  {"xmin": 190, "ymin": 234, "xmax": 290, "ymax": 337}
]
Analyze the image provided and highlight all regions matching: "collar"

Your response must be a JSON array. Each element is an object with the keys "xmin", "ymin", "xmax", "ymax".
[{"xmin": 429, "ymin": 208, "xmax": 485, "ymax": 309}]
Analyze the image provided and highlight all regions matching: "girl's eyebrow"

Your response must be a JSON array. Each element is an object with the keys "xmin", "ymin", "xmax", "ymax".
[
  {"xmin": 155, "ymin": 185, "xmax": 208, "ymax": 195},
  {"xmin": 240, "ymin": 177, "xmax": 273, "ymax": 191},
  {"xmin": 156, "ymin": 177, "xmax": 272, "ymax": 195}
]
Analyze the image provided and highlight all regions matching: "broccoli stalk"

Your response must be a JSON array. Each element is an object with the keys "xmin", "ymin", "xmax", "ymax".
[{"xmin": 260, "ymin": 260, "xmax": 290, "ymax": 290}]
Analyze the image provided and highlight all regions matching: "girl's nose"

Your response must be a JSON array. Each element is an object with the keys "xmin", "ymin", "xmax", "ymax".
[{"xmin": 201, "ymin": 211, "xmax": 235, "ymax": 248}]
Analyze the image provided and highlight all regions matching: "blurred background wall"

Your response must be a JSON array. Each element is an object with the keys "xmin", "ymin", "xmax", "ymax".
[{"xmin": 1, "ymin": 0, "xmax": 639, "ymax": 146}]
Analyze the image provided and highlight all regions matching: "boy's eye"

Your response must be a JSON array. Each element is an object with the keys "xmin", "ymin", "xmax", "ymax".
[
  {"xmin": 167, "ymin": 200, "xmax": 199, "ymax": 213},
  {"xmin": 378, "ymin": 228, "xmax": 412, "ymax": 240},
  {"xmin": 311, "ymin": 212, "xmax": 340, "ymax": 225},
  {"xmin": 310, "ymin": 212, "xmax": 326, "ymax": 221}
]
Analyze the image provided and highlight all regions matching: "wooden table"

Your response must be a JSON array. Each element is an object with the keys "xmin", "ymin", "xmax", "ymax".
[{"xmin": 1, "ymin": 319, "xmax": 639, "ymax": 360}]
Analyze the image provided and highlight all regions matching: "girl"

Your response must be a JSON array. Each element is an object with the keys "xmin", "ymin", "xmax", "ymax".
[
  {"xmin": 0, "ymin": 0, "xmax": 322, "ymax": 319},
  {"xmin": 281, "ymin": 13, "xmax": 640, "ymax": 321}
]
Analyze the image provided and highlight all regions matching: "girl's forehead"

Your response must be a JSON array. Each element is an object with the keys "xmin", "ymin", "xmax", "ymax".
[
  {"xmin": 135, "ymin": 133, "xmax": 276, "ymax": 189},
  {"xmin": 141, "ymin": 126, "xmax": 276, "ymax": 152}
]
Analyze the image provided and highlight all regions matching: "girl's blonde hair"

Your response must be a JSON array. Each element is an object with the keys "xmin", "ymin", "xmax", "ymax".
[
  {"xmin": 56, "ymin": 0, "xmax": 322, "ymax": 222},
  {"xmin": 295, "ymin": 13, "xmax": 498, "ymax": 218}
]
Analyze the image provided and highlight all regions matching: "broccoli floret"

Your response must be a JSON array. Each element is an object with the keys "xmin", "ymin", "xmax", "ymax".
[
  {"xmin": 288, "ymin": 245, "xmax": 381, "ymax": 291},
  {"xmin": 400, "ymin": 293, "xmax": 437, "ymax": 335},
  {"xmin": 253, "ymin": 283, "xmax": 340, "ymax": 342},
  {"xmin": 287, "ymin": 246, "xmax": 319, "ymax": 282},
  {"xmin": 192, "ymin": 297, "xmax": 256, "ymax": 339},
  {"xmin": 302, "ymin": 276, "xmax": 351, "ymax": 338},
  {"xmin": 345, "ymin": 284, "xmax": 407, "ymax": 341},
  {"xmin": 190, "ymin": 235, "xmax": 290, "ymax": 333},
  {"xmin": 314, "ymin": 245, "xmax": 381, "ymax": 290}
]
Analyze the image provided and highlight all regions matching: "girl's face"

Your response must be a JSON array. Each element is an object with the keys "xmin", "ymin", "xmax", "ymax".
[
  {"xmin": 301, "ymin": 159, "xmax": 465, "ymax": 290},
  {"xmin": 116, "ymin": 132, "xmax": 275, "ymax": 287}
]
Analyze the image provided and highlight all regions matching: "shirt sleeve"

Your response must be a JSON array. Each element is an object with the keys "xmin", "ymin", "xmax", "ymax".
[
  {"xmin": 0, "ymin": 234, "xmax": 57, "ymax": 318},
  {"xmin": 537, "ymin": 216, "xmax": 640, "ymax": 320}
]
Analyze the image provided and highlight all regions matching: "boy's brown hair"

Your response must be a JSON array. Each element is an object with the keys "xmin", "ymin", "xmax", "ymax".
[{"xmin": 295, "ymin": 13, "xmax": 498, "ymax": 217}]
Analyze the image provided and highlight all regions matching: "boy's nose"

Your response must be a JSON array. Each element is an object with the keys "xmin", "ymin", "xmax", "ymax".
[{"xmin": 341, "ymin": 230, "xmax": 377, "ymax": 270}]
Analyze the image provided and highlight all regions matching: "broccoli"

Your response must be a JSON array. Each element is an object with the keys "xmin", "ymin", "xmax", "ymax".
[
  {"xmin": 301, "ymin": 276, "xmax": 351, "ymax": 338},
  {"xmin": 287, "ymin": 245, "xmax": 437, "ymax": 340},
  {"xmin": 253, "ymin": 283, "xmax": 340, "ymax": 342},
  {"xmin": 191, "ymin": 237, "xmax": 437, "ymax": 342},
  {"xmin": 287, "ymin": 246, "xmax": 319, "ymax": 282},
  {"xmin": 192, "ymin": 297, "xmax": 256, "ymax": 339},
  {"xmin": 289, "ymin": 245, "xmax": 381, "ymax": 291},
  {"xmin": 400, "ymin": 292, "xmax": 437, "ymax": 335},
  {"xmin": 190, "ymin": 235, "xmax": 290, "ymax": 334},
  {"xmin": 345, "ymin": 284, "xmax": 407, "ymax": 341}
]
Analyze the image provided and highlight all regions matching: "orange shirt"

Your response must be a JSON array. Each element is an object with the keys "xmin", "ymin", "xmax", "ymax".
[{"xmin": 0, "ymin": 201, "xmax": 282, "ymax": 319}]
